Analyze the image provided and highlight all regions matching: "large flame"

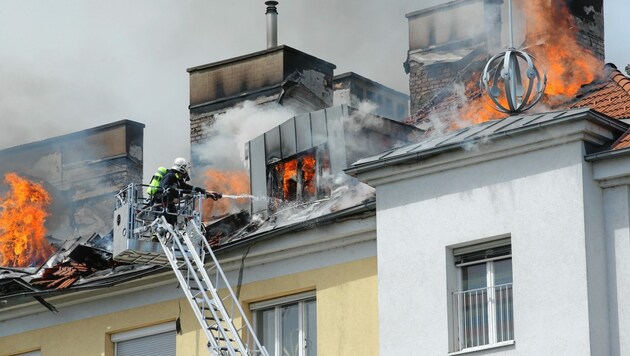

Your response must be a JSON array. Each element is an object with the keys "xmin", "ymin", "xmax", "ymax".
[
  {"xmin": 202, "ymin": 169, "xmax": 250, "ymax": 219},
  {"xmin": 524, "ymin": 0, "xmax": 601, "ymax": 102},
  {"xmin": 276, "ymin": 154, "xmax": 317, "ymax": 201},
  {"xmin": 0, "ymin": 173, "xmax": 54, "ymax": 267},
  {"xmin": 456, "ymin": 0, "xmax": 602, "ymax": 124}
]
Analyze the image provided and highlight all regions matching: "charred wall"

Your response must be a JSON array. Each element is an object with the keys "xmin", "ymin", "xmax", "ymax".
[
  {"xmin": 405, "ymin": 0, "xmax": 605, "ymax": 114},
  {"xmin": 333, "ymin": 72, "xmax": 410, "ymax": 122},
  {"xmin": 0, "ymin": 120, "xmax": 144, "ymax": 239},
  {"xmin": 568, "ymin": 0, "xmax": 604, "ymax": 60},
  {"xmin": 405, "ymin": 0, "xmax": 504, "ymax": 113},
  {"xmin": 188, "ymin": 45, "xmax": 336, "ymax": 153},
  {"xmin": 247, "ymin": 105, "xmax": 422, "ymax": 216}
]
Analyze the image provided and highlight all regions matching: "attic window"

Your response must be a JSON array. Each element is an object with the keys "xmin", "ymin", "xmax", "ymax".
[{"xmin": 267, "ymin": 146, "xmax": 331, "ymax": 208}]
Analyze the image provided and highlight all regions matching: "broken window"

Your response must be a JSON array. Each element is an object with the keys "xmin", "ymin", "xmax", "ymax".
[{"xmin": 267, "ymin": 146, "xmax": 331, "ymax": 209}]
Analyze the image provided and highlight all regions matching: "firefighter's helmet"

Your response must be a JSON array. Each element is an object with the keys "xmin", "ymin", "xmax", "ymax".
[{"xmin": 172, "ymin": 157, "xmax": 191, "ymax": 175}]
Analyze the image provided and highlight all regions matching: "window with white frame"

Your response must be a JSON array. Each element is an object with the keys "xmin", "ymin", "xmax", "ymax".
[
  {"xmin": 251, "ymin": 291, "xmax": 317, "ymax": 356},
  {"xmin": 111, "ymin": 322, "xmax": 176, "ymax": 356},
  {"xmin": 452, "ymin": 239, "xmax": 513, "ymax": 352}
]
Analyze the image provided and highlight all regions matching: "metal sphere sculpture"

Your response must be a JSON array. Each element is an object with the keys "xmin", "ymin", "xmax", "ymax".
[{"xmin": 481, "ymin": 48, "xmax": 547, "ymax": 114}]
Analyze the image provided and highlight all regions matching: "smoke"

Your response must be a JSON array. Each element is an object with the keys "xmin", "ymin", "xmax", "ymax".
[
  {"xmin": 345, "ymin": 101, "xmax": 379, "ymax": 129},
  {"xmin": 192, "ymin": 100, "xmax": 299, "ymax": 219},
  {"xmin": 192, "ymin": 101, "xmax": 298, "ymax": 172}
]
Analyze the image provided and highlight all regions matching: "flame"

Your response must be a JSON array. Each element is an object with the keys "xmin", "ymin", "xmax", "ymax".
[
  {"xmin": 456, "ymin": 0, "xmax": 601, "ymax": 124},
  {"xmin": 0, "ymin": 173, "xmax": 54, "ymax": 267},
  {"xmin": 301, "ymin": 155, "xmax": 316, "ymax": 195},
  {"xmin": 276, "ymin": 153, "xmax": 317, "ymax": 201},
  {"xmin": 279, "ymin": 159, "xmax": 297, "ymax": 199},
  {"xmin": 202, "ymin": 169, "xmax": 250, "ymax": 219},
  {"xmin": 524, "ymin": 0, "xmax": 601, "ymax": 101},
  {"xmin": 460, "ymin": 72, "xmax": 508, "ymax": 125}
]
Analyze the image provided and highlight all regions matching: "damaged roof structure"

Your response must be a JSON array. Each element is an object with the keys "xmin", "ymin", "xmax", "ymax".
[
  {"xmin": 0, "ymin": 232, "xmax": 163, "ymax": 313},
  {"xmin": 3, "ymin": 0, "xmax": 630, "ymax": 354}
]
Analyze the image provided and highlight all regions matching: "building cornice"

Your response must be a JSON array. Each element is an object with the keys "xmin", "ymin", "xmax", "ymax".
[{"xmin": 348, "ymin": 110, "xmax": 625, "ymax": 187}]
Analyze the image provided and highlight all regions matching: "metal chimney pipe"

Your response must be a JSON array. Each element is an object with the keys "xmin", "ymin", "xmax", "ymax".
[{"xmin": 265, "ymin": 1, "xmax": 278, "ymax": 48}]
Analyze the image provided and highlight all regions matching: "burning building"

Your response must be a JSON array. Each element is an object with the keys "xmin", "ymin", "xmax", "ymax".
[
  {"xmin": 0, "ymin": 120, "xmax": 143, "ymax": 255},
  {"xmin": 333, "ymin": 72, "xmax": 410, "ymax": 122},
  {"xmin": 3, "ymin": 0, "xmax": 630, "ymax": 355},
  {"xmin": 188, "ymin": 45, "xmax": 336, "ymax": 153},
  {"xmin": 247, "ymin": 105, "xmax": 420, "ymax": 215},
  {"xmin": 404, "ymin": 0, "xmax": 606, "ymax": 129}
]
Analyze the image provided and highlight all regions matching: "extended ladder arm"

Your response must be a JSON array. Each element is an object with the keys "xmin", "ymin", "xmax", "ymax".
[{"xmin": 113, "ymin": 183, "xmax": 268, "ymax": 356}]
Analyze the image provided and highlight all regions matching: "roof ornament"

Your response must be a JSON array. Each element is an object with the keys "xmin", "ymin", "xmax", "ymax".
[{"xmin": 481, "ymin": 0, "xmax": 546, "ymax": 113}]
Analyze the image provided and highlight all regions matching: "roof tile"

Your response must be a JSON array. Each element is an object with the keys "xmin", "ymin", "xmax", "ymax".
[
  {"xmin": 612, "ymin": 129, "xmax": 630, "ymax": 150},
  {"xmin": 571, "ymin": 65, "xmax": 630, "ymax": 119}
]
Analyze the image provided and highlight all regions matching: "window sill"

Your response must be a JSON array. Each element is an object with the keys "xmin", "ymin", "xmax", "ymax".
[{"xmin": 448, "ymin": 340, "xmax": 515, "ymax": 355}]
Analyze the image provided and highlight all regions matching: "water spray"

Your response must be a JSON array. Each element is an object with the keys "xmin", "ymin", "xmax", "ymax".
[{"xmin": 221, "ymin": 194, "xmax": 280, "ymax": 203}]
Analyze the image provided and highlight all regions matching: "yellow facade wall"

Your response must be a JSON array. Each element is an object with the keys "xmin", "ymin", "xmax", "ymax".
[{"xmin": 1, "ymin": 256, "xmax": 377, "ymax": 356}]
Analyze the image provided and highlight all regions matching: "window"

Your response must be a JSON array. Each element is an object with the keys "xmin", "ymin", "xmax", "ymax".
[
  {"xmin": 397, "ymin": 103, "xmax": 407, "ymax": 119},
  {"xmin": 12, "ymin": 351, "xmax": 40, "ymax": 356},
  {"xmin": 251, "ymin": 292, "xmax": 317, "ymax": 356},
  {"xmin": 451, "ymin": 240, "xmax": 513, "ymax": 352},
  {"xmin": 111, "ymin": 322, "xmax": 176, "ymax": 356}
]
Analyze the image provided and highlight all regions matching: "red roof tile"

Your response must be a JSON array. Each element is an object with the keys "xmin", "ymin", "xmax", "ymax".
[
  {"xmin": 571, "ymin": 64, "xmax": 630, "ymax": 119},
  {"xmin": 612, "ymin": 131, "xmax": 630, "ymax": 150}
]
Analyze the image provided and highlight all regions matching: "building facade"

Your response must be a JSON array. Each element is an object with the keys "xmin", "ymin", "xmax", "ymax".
[{"xmin": 348, "ymin": 108, "xmax": 630, "ymax": 355}]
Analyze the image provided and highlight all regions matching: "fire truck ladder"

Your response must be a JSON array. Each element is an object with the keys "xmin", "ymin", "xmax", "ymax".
[{"xmin": 113, "ymin": 184, "xmax": 268, "ymax": 356}]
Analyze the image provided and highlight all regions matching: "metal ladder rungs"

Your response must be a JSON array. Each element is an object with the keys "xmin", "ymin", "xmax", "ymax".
[
  {"xmin": 150, "ymin": 214, "xmax": 266, "ymax": 356},
  {"xmin": 219, "ymin": 347, "xmax": 243, "ymax": 354},
  {"xmin": 205, "ymin": 315, "xmax": 225, "ymax": 322}
]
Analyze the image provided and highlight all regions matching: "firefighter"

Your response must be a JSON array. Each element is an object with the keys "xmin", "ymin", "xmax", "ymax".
[{"xmin": 158, "ymin": 157, "xmax": 222, "ymax": 226}]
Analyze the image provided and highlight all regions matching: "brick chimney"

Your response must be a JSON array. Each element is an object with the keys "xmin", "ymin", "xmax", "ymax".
[
  {"xmin": 404, "ymin": 0, "xmax": 605, "ymax": 115},
  {"xmin": 566, "ymin": 0, "xmax": 604, "ymax": 60},
  {"xmin": 405, "ymin": 0, "xmax": 508, "ymax": 113}
]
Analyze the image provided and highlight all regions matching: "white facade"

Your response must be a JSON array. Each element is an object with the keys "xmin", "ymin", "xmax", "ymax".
[{"xmin": 351, "ymin": 110, "xmax": 630, "ymax": 355}]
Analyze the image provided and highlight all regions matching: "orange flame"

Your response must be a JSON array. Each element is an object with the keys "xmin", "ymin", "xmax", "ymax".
[
  {"xmin": 0, "ymin": 173, "xmax": 54, "ymax": 267},
  {"xmin": 276, "ymin": 153, "xmax": 317, "ymax": 201},
  {"xmin": 460, "ymin": 72, "xmax": 508, "ymax": 125},
  {"xmin": 280, "ymin": 159, "xmax": 297, "ymax": 199},
  {"xmin": 202, "ymin": 169, "xmax": 250, "ymax": 219},
  {"xmin": 301, "ymin": 155, "xmax": 316, "ymax": 195},
  {"xmin": 457, "ymin": 0, "xmax": 601, "ymax": 124},
  {"xmin": 524, "ymin": 0, "xmax": 601, "ymax": 101}
]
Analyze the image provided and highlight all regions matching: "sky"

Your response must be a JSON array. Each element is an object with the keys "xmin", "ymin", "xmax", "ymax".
[{"xmin": 0, "ymin": 0, "xmax": 627, "ymax": 183}]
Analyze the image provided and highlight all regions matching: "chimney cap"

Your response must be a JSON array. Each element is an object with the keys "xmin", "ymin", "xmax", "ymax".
[{"xmin": 265, "ymin": 0, "xmax": 278, "ymax": 13}]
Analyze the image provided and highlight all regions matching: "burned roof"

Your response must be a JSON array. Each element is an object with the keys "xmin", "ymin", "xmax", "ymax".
[
  {"xmin": 406, "ymin": 62, "xmax": 630, "ymax": 133},
  {"xmin": 0, "ymin": 232, "xmax": 164, "ymax": 312}
]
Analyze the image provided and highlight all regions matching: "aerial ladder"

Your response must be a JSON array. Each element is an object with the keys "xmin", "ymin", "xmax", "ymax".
[{"xmin": 112, "ymin": 183, "xmax": 269, "ymax": 356}]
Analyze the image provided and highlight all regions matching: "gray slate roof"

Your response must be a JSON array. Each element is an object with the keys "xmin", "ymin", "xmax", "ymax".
[{"xmin": 347, "ymin": 108, "xmax": 628, "ymax": 174}]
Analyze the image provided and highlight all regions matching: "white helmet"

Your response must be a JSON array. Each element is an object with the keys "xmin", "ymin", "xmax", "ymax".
[{"xmin": 172, "ymin": 157, "xmax": 191, "ymax": 175}]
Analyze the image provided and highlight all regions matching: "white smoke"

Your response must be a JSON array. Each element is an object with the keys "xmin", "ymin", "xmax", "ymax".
[
  {"xmin": 193, "ymin": 101, "xmax": 298, "ymax": 171},
  {"xmin": 422, "ymin": 83, "xmax": 475, "ymax": 138}
]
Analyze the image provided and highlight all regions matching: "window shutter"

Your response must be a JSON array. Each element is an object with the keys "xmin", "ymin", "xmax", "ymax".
[
  {"xmin": 115, "ymin": 330, "xmax": 175, "ymax": 356},
  {"xmin": 453, "ymin": 237, "xmax": 511, "ymax": 264}
]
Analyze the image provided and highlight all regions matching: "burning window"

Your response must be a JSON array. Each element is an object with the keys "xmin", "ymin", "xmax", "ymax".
[{"xmin": 267, "ymin": 146, "xmax": 330, "ymax": 208}]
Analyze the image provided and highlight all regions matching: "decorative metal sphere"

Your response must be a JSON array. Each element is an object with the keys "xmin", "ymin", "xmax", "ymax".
[{"xmin": 481, "ymin": 48, "xmax": 547, "ymax": 114}]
